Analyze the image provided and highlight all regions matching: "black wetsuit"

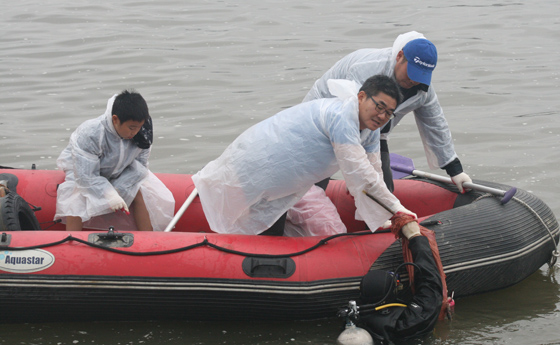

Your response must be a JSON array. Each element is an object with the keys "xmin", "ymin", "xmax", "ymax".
[{"xmin": 358, "ymin": 236, "xmax": 443, "ymax": 344}]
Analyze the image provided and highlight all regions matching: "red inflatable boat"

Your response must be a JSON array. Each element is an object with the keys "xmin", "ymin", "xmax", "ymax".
[{"xmin": 0, "ymin": 167, "xmax": 558, "ymax": 323}]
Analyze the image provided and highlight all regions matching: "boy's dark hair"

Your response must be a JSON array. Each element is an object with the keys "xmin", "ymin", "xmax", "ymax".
[
  {"xmin": 359, "ymin": 75, "xmax": 403, "ymax": 106},
  {"xmin": 112, "ymin": 90, "xmax": 150, "ymax": 123}
]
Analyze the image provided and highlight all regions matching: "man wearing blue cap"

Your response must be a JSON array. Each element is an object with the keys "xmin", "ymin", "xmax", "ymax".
[{"xmin": 304, "ymin": 31, "xmax": 472, "ymax": 193}]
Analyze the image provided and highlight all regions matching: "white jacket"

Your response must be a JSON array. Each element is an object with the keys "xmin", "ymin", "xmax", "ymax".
[
  {"xmin": 303, "ymin": 31, "xmax": 458, "ymax": 169},
  {"xmin": 55, "ymin": 95, "xmax": 174, "ymax": 231},
  {"xmin": 192, "ymin": 80, "xmax": 400, "ymax": 235}
]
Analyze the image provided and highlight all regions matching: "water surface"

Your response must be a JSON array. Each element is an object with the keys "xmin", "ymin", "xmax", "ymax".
[{"xmin": 1, "ymin": 0, "xmax": 559, "ymax": 344}]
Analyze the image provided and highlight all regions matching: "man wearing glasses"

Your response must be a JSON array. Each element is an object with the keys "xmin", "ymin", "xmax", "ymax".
[
  {"xmin": 304, "ymin": 31, "xmax": 472, "ymax": 193},
  {"xmin": 192, "ymin": 75, "xmax": 416, "ymax": 236}
]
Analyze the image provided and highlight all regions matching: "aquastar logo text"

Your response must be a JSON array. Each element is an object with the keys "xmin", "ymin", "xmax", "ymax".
[{"xmin": 0, "ymin": 249, "xmax": 55, "ymax": 273}]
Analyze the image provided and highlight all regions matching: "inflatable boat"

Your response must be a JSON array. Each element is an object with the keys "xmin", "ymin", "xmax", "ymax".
[{"xmin": 0, "ymin": 165, "xmax": 558, "ymax": 323}]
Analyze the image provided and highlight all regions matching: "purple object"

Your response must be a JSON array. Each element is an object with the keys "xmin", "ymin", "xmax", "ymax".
[
  {"xmin": 390, "ymin": 154, "xmax": 518, "ymax": 204},
  {"xmin": 390, "ymin": 153, "xmax": 415, "ymax": 179},
  {"xmin": 501, "ymin": 187, "xmax": 517, "ymax": 204}
]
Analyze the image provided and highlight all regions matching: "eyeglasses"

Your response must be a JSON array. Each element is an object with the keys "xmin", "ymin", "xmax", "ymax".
[{"xmin": 369, "ymin": 96, "xmax": 395, "ymax": 120}]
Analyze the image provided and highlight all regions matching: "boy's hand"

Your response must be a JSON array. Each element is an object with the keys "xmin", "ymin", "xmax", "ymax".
[
  {"xmin": 110, "ymin": 199, "xmax": 129, "ymax": 214},
  {"xmin": 107, "ymin": 191, "xmax": 129, "ymax": 214}
]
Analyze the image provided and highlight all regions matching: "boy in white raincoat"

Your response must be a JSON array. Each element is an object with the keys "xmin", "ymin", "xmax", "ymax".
[
  {"xmin": 304, "ymin": 31, "xmax": 472, "ymax": 193},
  {"xmin": 192, "ymin": 75, "xmax": 416, "ymax": 236},
  {"xmin": 55, "ymin": 90, "xmax": 175, "ymax": 231}
]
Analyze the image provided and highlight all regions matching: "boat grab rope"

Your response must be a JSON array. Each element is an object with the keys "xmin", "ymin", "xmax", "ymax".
[
  {"xmin": 475, "ymin": 193, "xmax": 559, "ymax": 267},
  {"xmin": 39, "ymin": 219, "xmax": 63, "ymax": 230},
  {"xmin": 0, "ymin": 230, "xmax": 379, "ymax": 259}
]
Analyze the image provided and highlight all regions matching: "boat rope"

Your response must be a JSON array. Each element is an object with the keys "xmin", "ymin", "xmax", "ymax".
[
  {"xmin": 39, "ymin": 219, "xmax": 63, "ymax": 230},
  {"xmin": 476, "ymin": 193, "xmax": 559, "ymax": 267},
  {"xmin": 0, "ymin": 230, "xmax": 378, "ymax": 258}
]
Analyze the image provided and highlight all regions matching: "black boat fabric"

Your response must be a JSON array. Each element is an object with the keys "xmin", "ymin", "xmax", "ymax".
[{"xmin": 371, "ymin": 178, "xmax": 559, "ymax": 298}]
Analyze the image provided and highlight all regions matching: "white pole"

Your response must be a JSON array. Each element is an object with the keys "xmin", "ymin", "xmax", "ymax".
[{"xmin": 163, "ymin": 188, "xmax": 198, "ymax": 232}]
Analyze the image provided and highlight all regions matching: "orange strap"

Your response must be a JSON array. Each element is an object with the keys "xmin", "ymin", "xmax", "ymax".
[{"xmin": 390, "ymin": 214, "xmax": 449, "ymax": 320}]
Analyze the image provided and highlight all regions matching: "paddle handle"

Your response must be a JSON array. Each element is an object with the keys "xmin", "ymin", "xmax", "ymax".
[
  {"xmin": 362, "ymin": 190, "xmax": 396, "ymax": 215},
  {"xmin": 391, "ymin": 163, "xmax": 516, "ymax": 204},
  {"xmin": 164, "ymin": 187, "xmax": 198, "ymax": 232}
]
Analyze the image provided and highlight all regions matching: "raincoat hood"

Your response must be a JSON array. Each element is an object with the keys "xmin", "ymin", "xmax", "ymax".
[
  {"xmin": 390, "ymin": 31, "xmax": 426, "ymax": 61},
  {"xmin": 327, "ymin": 79, "xmax": 361, "ymax": 101},
  {"xmin": 101, "ymin": 94, "xmax": 121, "ymax": 139}
]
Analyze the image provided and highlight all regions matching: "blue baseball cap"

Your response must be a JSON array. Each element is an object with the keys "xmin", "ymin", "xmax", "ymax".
[{"xmin": 403, "ymin": 38, "xmax": 438, "ymax": 86}]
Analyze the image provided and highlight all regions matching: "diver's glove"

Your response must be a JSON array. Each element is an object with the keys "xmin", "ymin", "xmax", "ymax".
[{"xmin": 401, "ymin": 221, "xmax": 421, "ymax": 239}]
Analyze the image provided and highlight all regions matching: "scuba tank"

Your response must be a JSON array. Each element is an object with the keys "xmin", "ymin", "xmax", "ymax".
[
  {"xmin": 336, "ymin": 266, "xmax": 414, "ymax": 345},
  {"xmin": 336, "ymin": 301, "xmax": 373, "ymax": 345}
]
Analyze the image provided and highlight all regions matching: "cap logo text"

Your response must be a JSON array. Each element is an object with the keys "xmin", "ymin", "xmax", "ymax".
[{"xmin": 413, "ymin": 56, "xmax": 435, "ymax": 69}]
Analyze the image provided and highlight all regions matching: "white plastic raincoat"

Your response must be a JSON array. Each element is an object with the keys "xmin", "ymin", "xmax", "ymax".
[
  {"xmin": 303, "ymin": 31, "xmax": 458, "ymax": 170},
  {"xmin": 283, "ymin": 185, "xmax": 347, "ymax": 237},
  {"xmin": 54, "ymin": 95, "xmax": 175, "ymax": 231},
  {"xmin": 192, "ymin": 80, "xmax": 402, "ymax": 235}
]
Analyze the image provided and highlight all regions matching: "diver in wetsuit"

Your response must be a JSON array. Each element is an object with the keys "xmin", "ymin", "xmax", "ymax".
[{"xmin": 340, "ymin": 220, "xmax": 443, "ymax": 344}]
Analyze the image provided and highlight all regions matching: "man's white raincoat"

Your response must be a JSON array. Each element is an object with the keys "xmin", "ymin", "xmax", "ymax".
[
  {"xmin": 55, "ymin": 95, "xmax": 175, "ymax": 231},
  {"xmin": 303, "ymin": 31, "xmax": 458, "ymax": 170},
  {"xmin": 192, "ymin": 80, "xmax": 403, "ymax": 235}
]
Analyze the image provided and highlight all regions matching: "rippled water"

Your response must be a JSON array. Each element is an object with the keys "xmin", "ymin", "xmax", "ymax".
[{"xmin": 1, "ymin": 0, "xmax": 559, "ymax": 344}]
